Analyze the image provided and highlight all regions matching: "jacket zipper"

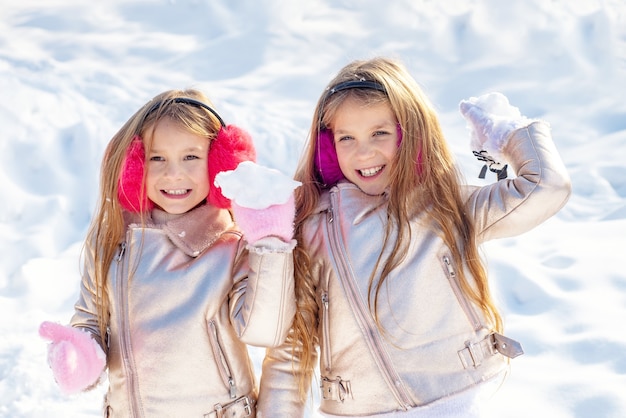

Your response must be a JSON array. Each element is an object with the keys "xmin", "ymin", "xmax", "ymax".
[
  {"xmin": 208, "ymin": 320, "xmax": 237, "ymax": 399},
  {"xmin": 325, "ymin": 192, "xmax": 412, "ymax": 410},
  {"xmin": 115, "ymin": 240, "xmax": 143, "ymax": 416},
  {"xmin": 321, "ymin": 209, "xmax": 334, "ymax": 373},
  {"xmin": 442, "ymin": 255, "xmax": 482, "ymax": 330},
  {"xmin": 321, "ymin": 291, "xmax": 332, "ymax": 372}
]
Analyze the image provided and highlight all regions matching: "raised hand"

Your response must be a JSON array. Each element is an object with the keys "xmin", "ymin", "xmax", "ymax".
[
  {"xmin": 459, "ymin": 92, "xmax": 532, "ymax": 164},
  {"xmin": 231, "ymin": 195, "xmax": 296, "ymax": 244},
  {"xmin": 215, "ymin": 161, "xmax": 301, "ymax": 245}
]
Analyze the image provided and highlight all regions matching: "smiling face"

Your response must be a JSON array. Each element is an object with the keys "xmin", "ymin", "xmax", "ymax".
[
  {"xmin": 331, "ymin": 96, "xmax": 399, "ymax": 195},
  {"xmin": 145, "ymin": 118, "xmax": 210, "ymax": 214}
]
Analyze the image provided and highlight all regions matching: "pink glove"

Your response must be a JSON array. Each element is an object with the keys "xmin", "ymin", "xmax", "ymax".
[
  {"xmin": 232, "ymin": 194, "xmax": 295, "ymax": 244},
  {"xmin": 39, "ymin": 321, "xmax": 106, "ymax": 395}
]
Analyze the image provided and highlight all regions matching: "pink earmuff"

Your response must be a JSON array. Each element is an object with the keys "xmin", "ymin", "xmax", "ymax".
[
  {"xmin": 315, "ymin": 129, "xmax": 344, "ymax": 186},
  {"xmin": 118, "ymin": 136, "xmax": 152, "ymax": 213},
  {"xmin": 117, "ymin": 123, "xmax": 256, "ymax": 213},
  {"xmin": 207, "ymin": 124, "xmax": 256, "ymax": 209}
]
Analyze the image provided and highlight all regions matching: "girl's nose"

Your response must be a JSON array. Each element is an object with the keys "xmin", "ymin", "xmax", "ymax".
[
  {"xmin": 356, "ymin": 140, "xmax": 375, "ymax": 158},
  {"xmin": 163, "ymin": 161, "xmax": 184, "ymax": 178}
]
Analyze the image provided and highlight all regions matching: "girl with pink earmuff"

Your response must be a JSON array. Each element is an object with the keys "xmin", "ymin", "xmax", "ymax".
[
  {"xmin": 257, "ymin": 57, "xmax": 571, "ymax": 417},
  {"xmin": 38, "ymin": 89, "xmax": 296, "ymax": 417}
]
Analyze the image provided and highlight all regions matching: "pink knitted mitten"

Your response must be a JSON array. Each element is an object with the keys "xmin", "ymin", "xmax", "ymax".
[
  {"xmin": 231, "ymin": 194, "xmax": 295, "ymax": 244},
  {"xmin": 39, "ymin": 321, "xmax": 106, "ymax": 395}
]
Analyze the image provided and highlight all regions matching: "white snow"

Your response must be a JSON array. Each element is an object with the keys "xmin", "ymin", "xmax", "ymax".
[
  {"xmin": 215, "ymin": 161, "xmax": 301, "ymax": 209},
  {"xmin": 1, "ymin": 1, "xmax": 625, "ymax": 417}
]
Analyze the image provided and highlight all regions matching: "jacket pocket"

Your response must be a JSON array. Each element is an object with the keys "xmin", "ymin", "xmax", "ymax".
[
  {"xmin": 207, "ymin": 320, "xmax": 238, "ymax": 399},
  {"xmin": 441, "ymin": 255, "xmax": 482, "ymax": 330}
]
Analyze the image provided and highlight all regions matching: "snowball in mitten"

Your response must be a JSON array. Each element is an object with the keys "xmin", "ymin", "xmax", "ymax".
[
  {"xmin": 231, "ymin": 195, "xmax": 296, "ymax": 244},
  {"xmin": 39, "ymin": 321, "xmax": 106, "ymax": 395},
  {"xmin": 459, "ymin": 92, "xmax": 533, "ymax": 163},
  {"xmin": 214, "ymin": 161, "xmax": 301, "ymax": 244}
]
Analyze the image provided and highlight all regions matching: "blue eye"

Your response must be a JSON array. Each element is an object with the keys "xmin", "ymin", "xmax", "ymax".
[
  {"xmin": 149, "ymin": 156, "xmax": 165, "ymax": 162},
  {"xmin": 184, "ymin": 155, "xmax": 201, "ymax": 161}
]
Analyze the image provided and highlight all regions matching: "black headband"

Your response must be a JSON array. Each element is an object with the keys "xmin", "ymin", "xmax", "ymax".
[
  {"xmin": 145, "ymin": 97, "xmax": 226, "ymax": 128},
  {"xmin": 326, "ymin": 79, "xmax": 387, "ymax": 97},
  {"xmin": 319, "ymin": 79, "xmax": 387, "ymax": 131}
]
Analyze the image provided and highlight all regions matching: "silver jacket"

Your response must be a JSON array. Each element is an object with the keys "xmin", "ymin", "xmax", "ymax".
[
  {"xmin": 257, "ymin": 122, "xmax": 571, "ymax": 417},
  {"xmin": 71, "ymin": 203, "xmax": 296, "ymax": 417}
]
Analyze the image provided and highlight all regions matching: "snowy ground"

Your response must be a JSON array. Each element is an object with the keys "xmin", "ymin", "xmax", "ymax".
[{"xmin": 1, "ymin": 1, "xmax": 625, "ymax": 417}]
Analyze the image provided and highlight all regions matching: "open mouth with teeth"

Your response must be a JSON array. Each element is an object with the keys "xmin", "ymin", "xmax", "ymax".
[
  {"xmin": 161, "ymin": 189, "xmax": 191, "ymax": 197},
  {"xmin": 358, "ymin": 165, "xmax": 384, "ymax": 178}
]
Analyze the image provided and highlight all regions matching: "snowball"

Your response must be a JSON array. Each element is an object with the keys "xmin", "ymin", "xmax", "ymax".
[
  {"xmin": 461, "ymin": 92, "xmax": 532, "ymax": 154},
  {"xmin": 214, "ymin": 161, "xmax": 301, "ymax": 209},
  {"xmin": 466, "ymin": 92, "xmax": 524, "ymax": 119}
]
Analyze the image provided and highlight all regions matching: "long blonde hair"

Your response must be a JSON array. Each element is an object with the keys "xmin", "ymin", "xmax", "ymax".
[
  {"xmin": 290, "ymin": 57, "xmax": 502, "ymax": 398},
  {"xmin": 84, "ymin": 89, "xmax": 223, "ymax": 345}
]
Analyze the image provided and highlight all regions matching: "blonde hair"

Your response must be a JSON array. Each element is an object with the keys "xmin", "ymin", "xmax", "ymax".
[
  {"xmin": 291, "ymin": 57, "xmax": 502, "ymax": 398},
  {"xmin": 84, "ymin": 89, "xmax": 223, "ymax": 345}
]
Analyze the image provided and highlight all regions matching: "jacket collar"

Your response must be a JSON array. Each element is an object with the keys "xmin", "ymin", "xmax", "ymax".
[
  {"xmin": 125, "ymin": 204, "xmax": 236, "ymax": 257},
  {"xmin": 320, "ymin": 181, "xmax": 389, "ymax": 225}
]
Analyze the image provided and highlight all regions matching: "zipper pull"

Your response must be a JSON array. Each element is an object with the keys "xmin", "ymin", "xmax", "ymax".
[
  {"xmin": 328, "ymin": 193, "xmax": 335, "ymax": 223},
  {"xmin": 116, "ymin": 242, "xmax": 127, "ymax": 262},
  {"xmin": 228, "ymin": 377, "xmax": 236, "ymax": 399},
  {"xmin": 443, "ymin": 255, "xmax": 455, "ymax": 277},
  {"xmin": 326, "ymin": 208, "xmax": 334, "ymax": 223}
]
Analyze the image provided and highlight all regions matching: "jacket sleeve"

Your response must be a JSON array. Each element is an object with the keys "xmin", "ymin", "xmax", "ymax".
[
  {"xmin": 257, "ymin": 329, "xmax": 316, "ymax": 418},
  {"xmin": 229, "ymin": 238, "xmax": 296, "ymax": 347},
  {"xmin": 69, "ymin": 239, "xmax": 107, "ymax": 351},
  {"xmin": 466, "ymin": 121, "xmax": 572, "ymax": 242}
]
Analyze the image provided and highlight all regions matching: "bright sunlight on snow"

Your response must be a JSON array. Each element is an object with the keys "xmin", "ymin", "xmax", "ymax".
[{"xmin": 1, "ymin": 1, "xmax": 625, "ymax": 417}]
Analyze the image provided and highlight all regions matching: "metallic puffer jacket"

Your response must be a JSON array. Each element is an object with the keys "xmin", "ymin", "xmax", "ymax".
[
  {"xmin": 70, "ymin": 203, "xmax": 296, "ymax": 417},
  {"xmin": 258, "ymin": 122, "xmax": 571, "ymax": 417}
]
